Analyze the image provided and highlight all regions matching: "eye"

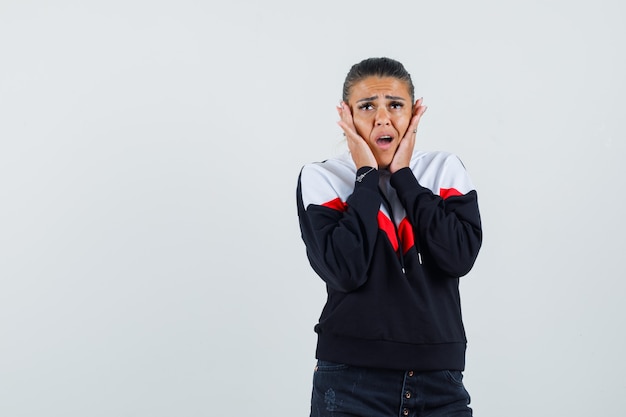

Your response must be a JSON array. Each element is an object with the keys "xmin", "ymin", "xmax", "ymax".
[
  {"xmin": 358, "ymin": 102, "xmax": 374, "ymax": 111},
  {"xmin": 389, "ymin": 101, "xmax": 404, "ymax": 110}
]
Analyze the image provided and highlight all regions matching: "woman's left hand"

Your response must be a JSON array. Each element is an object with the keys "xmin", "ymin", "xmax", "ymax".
[{"xmin": 389, "ymin": 98, "xmax": 427, "ymax": 174}]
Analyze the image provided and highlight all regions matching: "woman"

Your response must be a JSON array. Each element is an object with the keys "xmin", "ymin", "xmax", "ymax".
[{"xmin": 296, "ymin": 57, "xmax": 482, "ymax": 416}]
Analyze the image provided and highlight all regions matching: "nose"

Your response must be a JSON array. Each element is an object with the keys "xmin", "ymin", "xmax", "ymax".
[{"xmin": 375, "ymin": 107, "xmax": 391, "ymax": 126}]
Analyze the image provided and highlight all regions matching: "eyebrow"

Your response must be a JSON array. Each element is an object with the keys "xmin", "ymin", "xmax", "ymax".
[{"xmin": 356, "ymin": 95, "xmax": 407, "ymax": 103}]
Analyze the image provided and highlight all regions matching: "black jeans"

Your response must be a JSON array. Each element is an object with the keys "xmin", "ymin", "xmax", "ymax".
[{"xmin": 310, "ymin": 360, "xmax": 472, "ymax": 417}]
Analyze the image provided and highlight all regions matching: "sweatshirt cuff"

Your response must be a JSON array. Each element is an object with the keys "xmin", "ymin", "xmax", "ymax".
[
  {"xmin": 354, "ymin": 166, "xmax": 379, "ymax": 190},
  {"xmin": 390, "ymin": 167, "xmax": 427, "ymax": 196}
]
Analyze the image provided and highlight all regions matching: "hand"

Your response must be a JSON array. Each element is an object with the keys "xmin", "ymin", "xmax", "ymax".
[
  {"xmin": 336, "ymin": 102, "xmax": 378, "ymax": 169},
  {"xmin": 389, "ymin": 98, "xmax": 427, "ymax": 174}
]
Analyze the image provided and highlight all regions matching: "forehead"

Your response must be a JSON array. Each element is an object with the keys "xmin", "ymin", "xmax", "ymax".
[{"xmin": 349, "ymin": 76, "xmax": 411, "ymax": 101}]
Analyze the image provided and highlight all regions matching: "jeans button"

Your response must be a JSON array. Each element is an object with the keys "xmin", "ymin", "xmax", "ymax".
[
  {"xmin": 405, "ymin": 391, "xmax": 411, "ymax": 399},
  {"xmin": 402, "ymin": 408, "xmax": 409, "ymax": 416},
  {"xmin": 407, "ymin": 370, "xmax": 414, "ymax": 377}
]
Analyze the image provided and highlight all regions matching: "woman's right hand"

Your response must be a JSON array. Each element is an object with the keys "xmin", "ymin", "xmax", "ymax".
[{"xmin": 336, "ymin": 102, "xmax": 378, "ymax": 170}]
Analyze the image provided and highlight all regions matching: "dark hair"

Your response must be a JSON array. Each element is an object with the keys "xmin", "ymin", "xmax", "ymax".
[{"xmin": 342, "ymin": 57, "xmax": 415, "ymax": 102}]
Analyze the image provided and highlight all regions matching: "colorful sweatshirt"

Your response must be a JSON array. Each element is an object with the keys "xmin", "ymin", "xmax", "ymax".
[{"xmin": 296, "ymin": 150, "xmax": 482, "ymax": 371}]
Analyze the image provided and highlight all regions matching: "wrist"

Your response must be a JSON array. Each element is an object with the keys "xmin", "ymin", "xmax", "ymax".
[
  {"xmin": 389, "ymin": 163, "xmax": 408, "ymax": 174},
  {"xmin": 355, "ymin": 166, "xmax": 376, "ymax": 183}
]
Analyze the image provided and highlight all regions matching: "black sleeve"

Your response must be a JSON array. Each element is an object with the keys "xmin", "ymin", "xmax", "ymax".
[
  {"xmin": 296, "ymin": 166, "xmax": 381, "ymax": 292},
  {"xmin": 390, "ymin": 165, "xmax": 482, "ymax": 277}
]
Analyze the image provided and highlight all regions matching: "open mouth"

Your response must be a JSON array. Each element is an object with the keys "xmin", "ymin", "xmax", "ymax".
[{"xmin": 376, "ymin": 135, "xmax": 393, "ymax": 144}]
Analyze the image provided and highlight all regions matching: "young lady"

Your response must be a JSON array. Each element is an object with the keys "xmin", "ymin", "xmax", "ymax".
[{"xmin": 297, "ymin": 57, "xmax": 482, "ymax": 416}]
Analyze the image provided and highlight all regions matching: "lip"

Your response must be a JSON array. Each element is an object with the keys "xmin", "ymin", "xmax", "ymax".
[{"xmin": 373, "ymin": 133, "xmax": 395, "ymax": 150}]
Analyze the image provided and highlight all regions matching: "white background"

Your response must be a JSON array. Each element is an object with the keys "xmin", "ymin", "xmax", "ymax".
[{"xmin": 1, "ymin": 0, "xmax": 625, "ymax": 415}]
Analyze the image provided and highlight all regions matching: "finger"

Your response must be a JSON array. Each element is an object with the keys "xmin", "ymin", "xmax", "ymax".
[
  {"xmin": 337, "ymin": 102, "xmax": 360, "ymax": 138},
  {"xmin": 407, "ymin": 99, "xmax": 427, "ymax": 136},
  {"xmin": 336, "ymin": 103, "xmax": 350, "ymax": 135},
  {"xmin": 339, "ymin": 102, "xmax": 357, "ymax": 130},
  {"xmin": 337, "ymin": 121, "xmax": 355, "ymax": 138}
]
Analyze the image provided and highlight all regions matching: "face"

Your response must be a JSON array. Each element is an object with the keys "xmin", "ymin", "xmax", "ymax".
[{"xmin": 347, "ymin": 76, "xmax": 414, "ymax": 169}]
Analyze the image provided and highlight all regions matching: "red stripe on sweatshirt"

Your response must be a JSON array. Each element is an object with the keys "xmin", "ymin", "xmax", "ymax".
[
  {"xmin": 377, "ymin": 212, "xmax": 399, "ymax": 252},
  {"xmin": 322, "ymin": 198, "xmax": 348, "ymax": 211},
  {"xmin": 398, "ymin": 218, "xmax": 415, "ymax": 254},
  {"xmin": 439, "ymin": 187, "xmax": 463, "ymax": 199}
]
